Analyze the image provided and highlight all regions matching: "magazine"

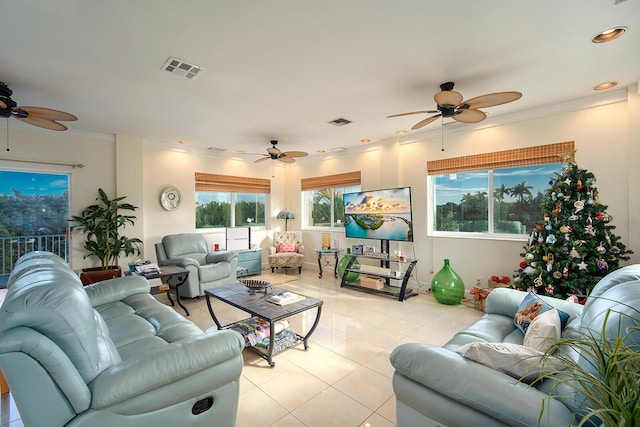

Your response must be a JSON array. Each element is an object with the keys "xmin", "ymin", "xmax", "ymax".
[{"xmin": 267, "ymin": 292, "xmax": 305, "ymax": 306}]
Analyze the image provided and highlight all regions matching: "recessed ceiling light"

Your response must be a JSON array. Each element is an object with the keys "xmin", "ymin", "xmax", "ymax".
[
  {"xmin": 178, "ymin": 140, "xmax": 189, "ymax": 145},
  {"xmin": 395, "ymin": 130, "xmax": 407, "ymax": 135},
  {"xmin": 593, "ymin": 81, "xmax": 618, "ymax": 91},
  {"xmin": 592, "ymin": 27, "xmax": 627, "ymax": 43},
  {"xmin": 360, "ymin": 139, "xmax": 370, "ymax": 143},
  {"xmin": 316, "ymin": 149, "xmax": 326, "ymax": 154},
  {"xmin": 237, "ymin": 149, "xmax": 247, "ymax": 154}
]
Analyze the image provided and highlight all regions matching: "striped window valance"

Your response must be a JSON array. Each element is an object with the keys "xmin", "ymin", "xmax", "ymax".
[
  {"xmin": 301, "ymin": 171, "xmax": 361, "ymax": 191},
  {"xmin": 195, "ymin": 172, "xmax": 271, "ymax": 193},
  {"xmin": 426, "ymin": 141, "xmax": 575, "ymax": 175}
]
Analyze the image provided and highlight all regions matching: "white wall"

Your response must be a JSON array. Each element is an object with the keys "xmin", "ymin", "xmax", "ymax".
[{"xmin": 2, "ymin": 91, "xmax": 637, "ymax": 290}]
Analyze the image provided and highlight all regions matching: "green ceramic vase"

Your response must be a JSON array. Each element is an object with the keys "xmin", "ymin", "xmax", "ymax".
[
  {"xmin": 337, "ymin": 256, "xmax": 360, "ymax": 282},
  {"xmin": 431, "ymin": 259, "xmax": 465, "ymax": 305}
]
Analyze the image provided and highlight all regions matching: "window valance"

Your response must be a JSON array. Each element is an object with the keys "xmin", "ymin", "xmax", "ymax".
[
  {"xmin": 195, "ymin": 172, "xmax": 271, "ymax": 193},
  {"xmin": 301, "ymin": 171, "xmax": 361, "ymax": 191}
]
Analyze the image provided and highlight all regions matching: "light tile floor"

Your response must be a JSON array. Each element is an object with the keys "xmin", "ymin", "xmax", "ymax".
[{"xmin": 0, "ymin": 268, "xmax": 482, "ymax": 427}]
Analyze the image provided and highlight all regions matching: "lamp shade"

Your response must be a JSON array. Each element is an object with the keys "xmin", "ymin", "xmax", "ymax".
[
  {"xmin": 276, "ymin": 210, "xmax": 294, "ymax": 231},
  {"xmin": 276, "ymin": 210, "xmax": 295, "ymax": 220}
]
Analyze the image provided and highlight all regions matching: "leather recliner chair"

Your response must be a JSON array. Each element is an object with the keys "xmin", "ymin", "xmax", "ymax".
[{"xmin": 155, "ymin": 233, "xmax": 238, "ymax": 298}]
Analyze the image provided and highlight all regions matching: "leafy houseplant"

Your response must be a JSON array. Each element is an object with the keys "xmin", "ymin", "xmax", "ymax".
[
  {"xmin": 534, "ymin": 306, "xmax": 640, "ymax": 427},
  {"xmin": 70, "ymin": 188, "xmax": 142, "ymax": 284}
]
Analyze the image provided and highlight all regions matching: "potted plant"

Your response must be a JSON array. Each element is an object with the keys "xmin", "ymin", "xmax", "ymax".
[
  {"xmin": 533, "ymin": 305, "xmax": 640, "ymax": 427},
  {"xmin": 69, "ymin": 188, "xmax": 143, "ymax": 285}
]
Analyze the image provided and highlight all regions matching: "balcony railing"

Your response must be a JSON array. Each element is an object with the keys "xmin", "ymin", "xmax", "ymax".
[{"xmin": 1, "ymin": 234, "xmax": 69, "ymax": 278}]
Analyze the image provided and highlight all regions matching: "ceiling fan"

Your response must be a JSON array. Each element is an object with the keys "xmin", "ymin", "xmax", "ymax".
[
  {"xmin": 0, "ymin": 82, "xmax": 77, "ymax": 131},
  {"xmin": 252, "ymin": 140, "xmax": 308, "ymax": 164},
  {"xmin": 387, "ymin": 82, "xmax": 522, "ymax": 130}
]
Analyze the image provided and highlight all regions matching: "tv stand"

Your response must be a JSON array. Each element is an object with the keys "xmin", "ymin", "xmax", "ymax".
[{"xmin": 340, "ymin": 250, "xmax": 417, "ymax": 301}]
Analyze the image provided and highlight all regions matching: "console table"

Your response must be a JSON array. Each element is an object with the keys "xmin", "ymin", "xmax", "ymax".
[
  {"xmin": 236, "ymin": 249, "xmax": 262, "ymax": 276},
  {"xmin": 313, "ymin": 248, "xmax": 343, "ymax": 278}
]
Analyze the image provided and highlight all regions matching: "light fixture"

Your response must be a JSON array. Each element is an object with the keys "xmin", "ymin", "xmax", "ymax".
[
  {"xmin": 276, "ymin": 209, "xmax": 295, "ymax": 231},
  {"xmin": 178, "ymin": 140, "xmax": 189, "ymax": 145},
  {"xmin": 360, "ymin": 139, "xmax": 370, "ymax": 144},
  {"xmin": 593, "ymin": 81, "xmax": 618, "ymax": 91},
  {"xmin": 592, "ymin": 27, "xmax": 627, "ymax": 43}
]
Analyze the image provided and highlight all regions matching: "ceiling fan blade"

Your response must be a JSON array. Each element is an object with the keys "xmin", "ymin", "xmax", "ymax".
[
  {"xmin": 15, "ymin": 115, "xmax": 69, "ymax": 131},
  {"xmin": 19, "ymin": 106, "xmax": 77, "ymax": 122},
  {"xmin": 277, "ymin": 156, "xmax": 296, "ymax": 163},
  {"xmin": 282, "ymin": 151, "xmax": 308, "ymax": 158},
  {"xmin": 254, "ymin": 156, "xmax": 270, "ymax": 163},
  {"xmin": 461, "ymin": 92, "xmax": 522, "ymax": 109},
  {"xmin": 452, "ymin": 109, "xmax": 487, "ymax": 123},
  {"xmin": 411, "ymin": 114, "xmax": 441, "ymax": 130},
  {"xmin": 0, "ymin": 100, "xmax": 7, "ymax": 109},
  {"xmin": 434, "ymin": 90, "xmax": 463, "ymax": 107},
  {"xmin": 386, "ymin": 109, "xmax": 438, "ymax": 118}
]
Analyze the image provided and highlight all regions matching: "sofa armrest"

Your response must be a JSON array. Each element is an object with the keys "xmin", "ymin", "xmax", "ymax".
[
  {"xmin": 390, "ymin": 343, "xmax": 574, "ymax": 426},
  {"xmin": 89, "ymin": 330, "xmax": 245, "ymax": 408},
  {"xmin": 297, "ymin": 245, "xmax": 304, "ymax": 254},
  {"xmin": 160, "ymin": 257, "xmax": 200, "ymax": 268},
  {"xmin": 205, "ymin": 250, "xmax": 237, "ymax": 264},
  {"xmin": 85, "ymin": 275, "xmax": 150, "ymax": 307}
]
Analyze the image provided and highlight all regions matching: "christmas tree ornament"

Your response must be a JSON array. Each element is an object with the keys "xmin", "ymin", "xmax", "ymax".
[
  {"xmin": 596, "ymin": 258, "xmax": 608, "ymax": 273},
  {"xmin": 570, "ymin": 247, "xmax": 580, "ymax": 258},
  {"xmin": 553, "ymin": 271, "xmax": 562, "ymax": 279},
  {"xmin": 596, "ymin": 242, "xmax": 606, "ymax": 254},
  {"xmin": 577, "ymin": 179, "xmax": 582, "ymax": 190},
  {"xmin": 574, "ymin": 200, "xmax": 584, "ymax": 213},
  {"xmin": 546, "ymin": 234, "xmax": 557, "ymax": 244},
  {"xmin": 577, "ymin": 259, "xmax": 588, "ymax": 270},
  {"xmin": 524, "ymin": 253, "xmax": 534, "ymax": 261}
]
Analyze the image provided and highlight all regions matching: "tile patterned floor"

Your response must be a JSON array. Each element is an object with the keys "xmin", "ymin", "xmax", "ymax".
[{"xmin": 0, "ymin": 268, "xmax": 482, "ymax": 427}]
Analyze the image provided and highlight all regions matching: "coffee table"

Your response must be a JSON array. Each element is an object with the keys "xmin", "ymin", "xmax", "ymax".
[{"xmin": 205, "ymin": 283, "xmax": 323, "ymax": 367}]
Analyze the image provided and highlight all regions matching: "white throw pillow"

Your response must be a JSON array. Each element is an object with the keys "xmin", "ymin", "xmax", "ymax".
[
  {"xmin": 523, "ymin": 308, "xmax": 561, "ymax": 353},
  {"xmin": 455, "ymin": 342, "xmax": 563, "ymax": 383}
]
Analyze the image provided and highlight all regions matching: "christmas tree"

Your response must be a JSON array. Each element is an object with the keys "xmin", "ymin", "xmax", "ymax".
[{"xmin": 513, "ymin": 152, "xmax": 632, "ymax": 299}]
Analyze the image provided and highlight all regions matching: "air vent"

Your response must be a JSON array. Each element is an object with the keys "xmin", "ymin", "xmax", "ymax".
[
  {"xmin": 328, "ymin": 117, "xmax": 352, "ymax": 127},
  {"xmin": 208, "ymin": 147, "xmax": 226, "ymax": 153},
  {"xmin": 162, "ymin": 57, "xmax": 204, "ymax": 80}
]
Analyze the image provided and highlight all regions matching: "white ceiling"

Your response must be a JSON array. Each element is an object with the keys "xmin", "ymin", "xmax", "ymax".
[{"xmin": 1, "ymin": 1, "xmax": 638, "ymax": 161}]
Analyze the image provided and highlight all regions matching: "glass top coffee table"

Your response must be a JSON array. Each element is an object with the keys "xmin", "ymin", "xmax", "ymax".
[{"xmin": 205, "ymin": 283, "xmax": 323, "ymax": 367}]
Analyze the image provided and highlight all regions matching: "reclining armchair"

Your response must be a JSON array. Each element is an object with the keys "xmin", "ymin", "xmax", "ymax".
[
  {"xmin": 0, "ymin": 251, "xmax": 245, "ymax": 427},
  {"xmin": 268, "ymin": 231, "xmax": 304, "ymax": 274},
  {"xmin": 155, "ymin": 233, "xmax": 238, "ymax": 298}
]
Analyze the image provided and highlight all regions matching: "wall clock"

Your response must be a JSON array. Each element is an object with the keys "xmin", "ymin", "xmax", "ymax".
[{"xmin": 160, "ymin": 186, "xmax": 182, "ymax": 211}]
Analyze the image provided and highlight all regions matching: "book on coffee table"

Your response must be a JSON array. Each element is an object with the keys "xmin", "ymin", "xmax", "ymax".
[{"xmin": 267, "ymin": 292, "xmax": 305, "ymax": 306}]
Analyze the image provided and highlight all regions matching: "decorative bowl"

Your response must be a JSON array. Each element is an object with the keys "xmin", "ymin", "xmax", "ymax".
[{"xmin": 240, "ymin": 279, "xmax": 272, "ymax": 295}]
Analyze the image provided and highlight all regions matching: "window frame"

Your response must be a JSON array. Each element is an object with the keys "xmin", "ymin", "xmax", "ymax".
[
  {"xmin": 195, "ymin": 173, "xmax": 270, "ymax": 231},
  {"xmin": 427, "ymin": 142, "xmax": 574, "ymax": 241},
  {"xmin": 300, "ymin": 171, "xmax": 361, "ymax": 231}
]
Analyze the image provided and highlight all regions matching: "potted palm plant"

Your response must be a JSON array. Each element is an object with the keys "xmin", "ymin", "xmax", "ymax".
[
  {"xmin": 533, "ymin": 305, "xmax": 640, "ymax": 427},
  {"xmin": 69, "ymin": 188, "xmax": 143, "ymax": 285}
]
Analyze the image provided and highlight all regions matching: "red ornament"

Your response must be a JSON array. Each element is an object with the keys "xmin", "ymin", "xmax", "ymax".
[{"xmin": 519, "ymin": 261, "xmax": 527, "ymax": 269}]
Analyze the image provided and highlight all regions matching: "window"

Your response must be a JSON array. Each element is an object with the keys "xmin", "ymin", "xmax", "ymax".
[
  {"xmin": 0, "ymin": 170, "xmax": 70, "ymax": 276},
  {"xmin": 428, "ymin": 141, "xmax": 574, "ymax": 238},
  {"xmin": 195, "ymin": 173, "xmax": 269, "ymax": 229},
  {"xmin": 301, "ymin": 172, "xmax": 361, "ymax": 229}
]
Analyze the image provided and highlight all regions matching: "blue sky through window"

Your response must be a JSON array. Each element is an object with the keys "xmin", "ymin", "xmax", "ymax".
[{"xmin": 0, "ymin": 171, "xmax": 69, "ymax": 196}]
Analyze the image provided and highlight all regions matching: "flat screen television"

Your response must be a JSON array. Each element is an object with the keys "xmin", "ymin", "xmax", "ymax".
[{"xmin": 343, "ymin": 186, "xmax": 413, "ymax": 242}]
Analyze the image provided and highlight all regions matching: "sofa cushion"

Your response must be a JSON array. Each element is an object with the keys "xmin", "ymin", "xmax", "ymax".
[
  {"xmin": 200, "ymin": 262, "xmax": 232, "ymax": 283},
  {"xmin": 523, "ymin": 308, "xmax": 561, "ymax": 353},
  {"xmin": 514, "ymin": 292, "xmax": 570, "ymax": 334},
  {"xmin": 455, "ymin": 342, "xmax": 563, "ymax": 383}
]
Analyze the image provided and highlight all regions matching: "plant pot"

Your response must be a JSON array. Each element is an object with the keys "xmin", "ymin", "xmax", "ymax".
[{"xmin": 79, "ymin": 266, "xmax": 122, "ymax": 285}]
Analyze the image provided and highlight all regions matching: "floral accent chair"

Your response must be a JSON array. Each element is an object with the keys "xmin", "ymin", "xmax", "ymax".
[{"xmin": 268, "ymin": 231, "xmax": 304, "ymax": 274}]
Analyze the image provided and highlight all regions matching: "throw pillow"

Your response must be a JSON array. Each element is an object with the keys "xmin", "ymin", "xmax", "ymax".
[
  {"xmin": 455, "ymin": 342, "xmax": 564, "ymax": 383},
  {"xmin": 514, "ymin": 292, "xmax": 570, "ymax": 334},
  {"xmin": 278, "ymin": 242, "xmax": 297, "ymax": 253},
  {"xmin": 523, "ymin": 308, "xmax": 561, "ymax": 353}
]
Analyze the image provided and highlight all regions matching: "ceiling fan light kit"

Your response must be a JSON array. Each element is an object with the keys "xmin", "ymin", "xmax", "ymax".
[
  {"xmin": 0, "ymin": 82, "xmax": 77, "ymax": 131},
  {"xmin": 387, "ymin": 81, "xmax": 522, "ymax": 130}
]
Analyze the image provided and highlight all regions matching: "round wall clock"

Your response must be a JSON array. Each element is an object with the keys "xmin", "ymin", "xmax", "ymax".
[{"xmin": 160, "ymin": 186, "xmax": 182, "ymax": 211}]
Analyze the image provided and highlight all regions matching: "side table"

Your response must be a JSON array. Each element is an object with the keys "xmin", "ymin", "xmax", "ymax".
[
  {"xmin": 313, "ymin": 248, "xmax": 343, "ymax": 278},
  {"xmin": 132, "ymin": 265, "xmax": 190, "ymax": 316}
]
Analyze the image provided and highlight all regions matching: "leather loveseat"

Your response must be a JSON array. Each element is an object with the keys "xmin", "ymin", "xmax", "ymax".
[
  {"xmin": 390, "ymin": 264, "xmax": 640, "ymax": 427},
  {"xmin": 0, "ymin": 251, "xmax": 245, "ymax": 427},
  {"xmin": 155, "ymin": 233, "xmax": 239, "ymax": 298}
]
